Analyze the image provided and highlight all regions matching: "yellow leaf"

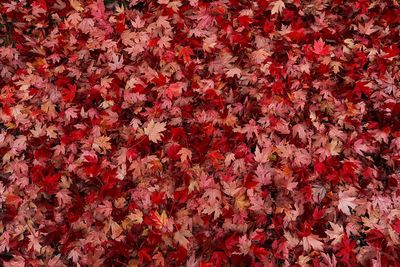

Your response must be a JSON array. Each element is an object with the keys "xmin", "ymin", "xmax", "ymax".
[
  {"xmin": 222, "ymin": 113, "xmax": 237, "ymax": 127},
  {"xmin": 127, "ymin": 259, "xmax": 140, "ymax": 267},
  {"xmin": 154, "ymin": 210, "xmax": 168, "ymax": 229},
  {"xmin": 282, "ymin": 165, "xmax": 293, "ymax": 177},
  {"xmin": 326, "ymin": 139, "xmax": 341, "ymax": 156},
  {"xmin": 93, "ymin": 136, "xmax": 112, "ymax": 152},
  {"xmin": 5, "ymin": 122, "xmax": 16, "ymax": 129},
  {"xmin": 149, "ymin": 158, "xmax": 163, "ymax": 171},
  {"xmin": 69, "ymin": 0, "xmax": 84, "ymax": 12},
  {"xmin": 234, "ymin": 193, "xmax": 250, "ymax": 211},
  {"xmin": 41, "ymin": 100, "xmax": 55, "ymax": 114}
]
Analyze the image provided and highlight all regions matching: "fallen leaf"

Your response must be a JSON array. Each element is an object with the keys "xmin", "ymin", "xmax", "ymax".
[{"xmin": 144, "ymin": 120, "xmax": 167, "ymax": 143}]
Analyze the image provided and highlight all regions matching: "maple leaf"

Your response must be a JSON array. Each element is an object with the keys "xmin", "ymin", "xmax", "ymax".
[
  {"xmin": 302, "ymin": 235, "xmax": 323, "ymax": 251},
  {"xmin": 92, "ymin": 136, "xmax": 112, "ymax": 152},
  {"xmin": 336, "ymin": 235, "xmax": 357, "ymax": 265},
  {"xmin": 330, "ymin": 61, "xmax": 342, "ymax": 74},
  {"xmin": 155, "ymin": 16, "xmax": 171, "ymax": 28},
  {"xmin": 353, "ymin": 139, "xmax": 375, "ymax": 156},
  {"xmin": 144, "ymin": 120, "xmax": 167, "ymax": 143},
  {"xmin": 178, "ymin": 46, "xmax": 194, "ymax": 63},
  {"xmin": 121, "ymin": 30, "xmax": 136, "ymax": 46},
  {"xmin": 5, "ymin": 0, "xmax": 400, "ymax": 263},
  {"xmin": 11, "ymin": 135, "xmax": 27, "ymax": 153},
  {"xmin": 110, "ymin": 221, "xmax": 123, "ymax": 239},
  {"xmin": 153, "ymin": 252, "xmax": 166, "ymax": 267},
  {"xmin": 312, "ymin": 185, "xmax": 326, "ymax": 203},
  {"xmin": 166, "ymin": 82, "xmax": 184, "ymax": 99},
  {"xmin": 151, "ymin": 210, "xmax": 174, "ymax": 232},
  {"xmin": 28, "ymin": 234, "xmax": 42, "ymax": 253},
  {"xmin": 203, "ymin": 188, "xmax": 221, "ymax": 204},
  {"xmin": 41, "ymin": 100, "xmax": 57, "ymax": 119},
  {"xmin": 122, "ymin": 209, "xmax": 144, "ymax": 230},
  {"xmin": 65, "ymin": 107, "xmax": 79, "ymax": 122},
  {"xmin": 284, "ymin": 231, "xmax": 300, "ymax": 248},
  {"xmin": 320, "ymin": 253, "xmax": 338, "ymax": 267},
  {"xmin": 68, "ymin": 249, "xmax": 80, "ymax": 263},
  {"xmin": 313, "ymin": 39, "xmax": 330, "ymax": 56},
  {"xmin": 62, "ymin": 84, "xmax": 77, "ymax": 102},
  {"xmin": 234, "ymin": 193, "xmax": 250, "ymax": 211},
  {"xmin": 326, "ymin": 222, "xmax": 344, "ymax": 245},
  {"xmin": 237, "ymin": 235, "xmax": 252, "ymax": 255},
  {"xmin": 79, "ymin": 18, "xmax": 95, "ymax": 34},
  {"xmin": 207, "ymin": 150, "xmax": 224, "ymax": 166},
  {"xmin": 132, "ymin": 16, "xmax": 145, "ymax": 28},
  {"xmin": 128, "ymin": 209, "xmax": 143, "ymax": 224},
  {"xmin": 293, "ymin": 149, "xmax": 311, "ymax": 167},
  {"xmin": 338, "ymin": 192, "xmax": 357, "ymax": 215},
  {"xmin": 292, "ymin": 123, "xmax": 308, "ymax": 142},
  {"xmin": 47, "ymin": 255, "xmax": 62, "ymax": 267},
  {"xmin": 109, "ymin": 53, "xmax": 124, "ymax": 71},
  {"xmin": 158, "ymin": 36, "xmax": 172, "ymax": 49},
  {"xmin": 174, "ymin": 230, "xmax": 193, "ymax": 249},
  {"xmin": 254, "ymin": 164, "xmax": 272, "ymax": 186},
  {"xmin": 3, "ymin": 256, "xmax": 25, "ymax": 267},
  {"xmin": 66, "ymin": 12, "xmax": 82, "ymax": 25},
  {"xmin": 237, "ymin": 15, "xmax": 253, "ymax": 27},
  {"xmin": 226, "ymin": 67, "xmax": 242, "ymax": 78},
  {"xmin": 254, "ymin": 146, "xmax": 272, "ymax": 164},
  {"xmin": 178, "ymin": 147, "xmax": 192, "ymax": 162},
  {"xmin": 201, "ymin": 188, "xmax": 223, "ymax": 219},
  {"xmin": 358, "ymin": 20, "xmax": 379, "ymax": 35},
  {"xmin": 69, "ymin": 0, "xmax": 84, "ymax": 12},
  {"xmin": 56, "ymin": 189, "xmax": 72, "ymax": 206},
  {"xmin": 326, "ymin": 138, "xmax": 342, "ymax": 156},
  {"xmin": 271, "ymin": 0, "xmax": 285, "ymax": 15},
  {"xmin": 95, "ymin": 200, "xmax": 113, "ymax": 218},
  {"xmin": 203, "ymin": 35, "xmax": 217, "ymax": 52}
]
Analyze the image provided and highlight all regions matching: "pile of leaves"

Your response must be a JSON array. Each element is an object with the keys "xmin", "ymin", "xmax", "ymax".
[{"xmin": 1, "ymin": 0, "xmax": 400, "ymax": 266}]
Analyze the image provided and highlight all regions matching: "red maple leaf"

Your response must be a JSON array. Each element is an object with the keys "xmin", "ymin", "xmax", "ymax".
[
  {"xmin": 313, "ymin": 39, "xmax": 330, "ymax": 56},
  {"xmin": 178, "ymin": 46, "xmax": 194, "ymax": 63},
  {"xmin": 62, "ymin": 84, "xmax": 77, "ymax": 102},
  {"xmin": 336, "ymin": 235, "xmax": 357, "ymax": 266}
]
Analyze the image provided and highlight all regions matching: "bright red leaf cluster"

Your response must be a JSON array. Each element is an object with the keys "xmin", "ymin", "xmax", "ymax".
[{"xmin": 1, "ymin": 0, "xmax": 400, "ymax": 266}]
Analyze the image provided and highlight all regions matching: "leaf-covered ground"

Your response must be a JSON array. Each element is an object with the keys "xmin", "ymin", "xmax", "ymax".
[{"xmin": 1, "ymin": 0, "xmax": 400, "ymax": 266}]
